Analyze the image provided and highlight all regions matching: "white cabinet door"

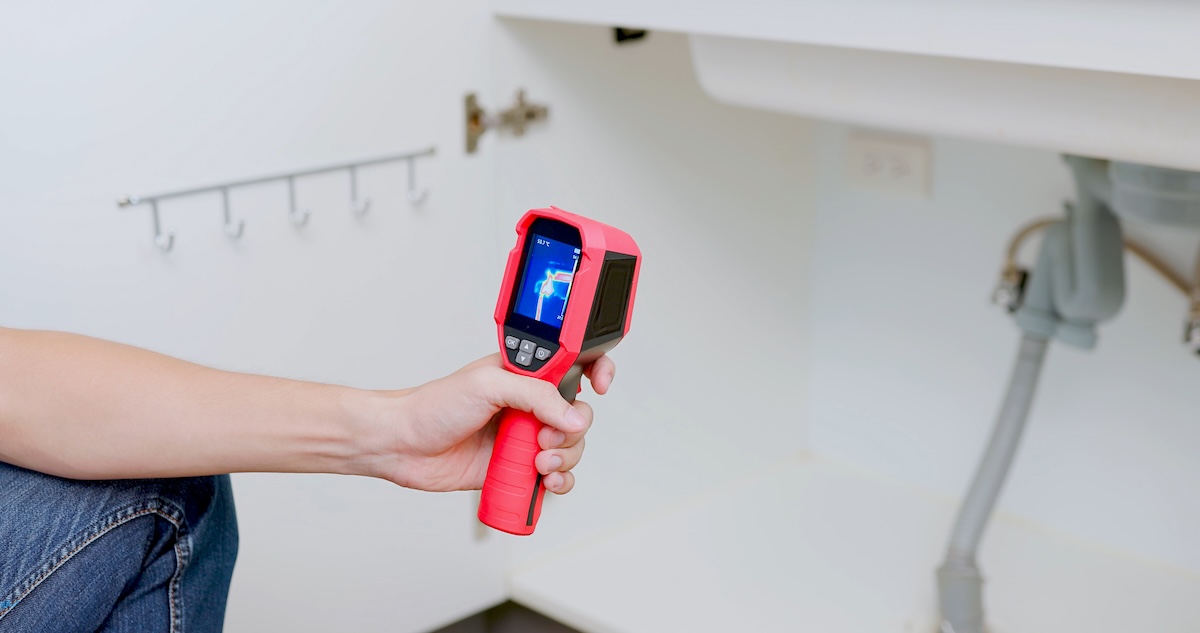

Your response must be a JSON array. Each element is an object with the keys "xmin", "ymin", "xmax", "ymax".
[{"xmin": 0, "ymin": 3, "xmax": 507, "ymax": 633}]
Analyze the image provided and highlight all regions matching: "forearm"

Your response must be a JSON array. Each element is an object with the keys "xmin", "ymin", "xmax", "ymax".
[{"xmin": 0, "ymin": 327, "xmax": 380, "ymax": 480}]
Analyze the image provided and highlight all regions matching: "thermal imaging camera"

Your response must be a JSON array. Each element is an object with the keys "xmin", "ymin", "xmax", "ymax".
[{"xmin": 478, "ymin": 207, "xmax": 641, "ymax": 535}]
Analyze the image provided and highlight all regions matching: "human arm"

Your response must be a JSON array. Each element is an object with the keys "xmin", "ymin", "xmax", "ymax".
[{"xmin": 0, "ymin": 327, "xmax": 613, "ymax": 493}]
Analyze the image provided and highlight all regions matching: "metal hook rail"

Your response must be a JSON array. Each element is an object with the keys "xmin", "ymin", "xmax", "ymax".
[{"xmin": 116, "ymin": 146, "xmax": 435, "ymax": 251}]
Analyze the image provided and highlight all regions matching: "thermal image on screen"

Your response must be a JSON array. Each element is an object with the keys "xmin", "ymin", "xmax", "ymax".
[{"xmin": 514, "ymin": 234, "xmax": 581, "ymax": 330}]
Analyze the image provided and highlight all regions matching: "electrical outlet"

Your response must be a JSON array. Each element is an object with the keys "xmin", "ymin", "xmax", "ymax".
[{"xmin": 846, "ymin": 132, "xmax": 932, "ymax": 198}]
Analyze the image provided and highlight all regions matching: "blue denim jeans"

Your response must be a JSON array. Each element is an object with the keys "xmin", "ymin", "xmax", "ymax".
[{"xmin": 0, "ymin": 462, "xmax": 238, "ymax": 632}]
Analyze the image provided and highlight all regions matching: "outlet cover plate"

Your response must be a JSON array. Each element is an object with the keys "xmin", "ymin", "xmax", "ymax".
[{"xmin": 846, "ymin": 131, "xmax": 932, "ymax": 198}]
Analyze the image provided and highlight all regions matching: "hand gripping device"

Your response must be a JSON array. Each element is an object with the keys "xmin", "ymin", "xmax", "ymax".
[{"xmin": 477, "ymin": 207, "xmax": 641, "ymax": 535}]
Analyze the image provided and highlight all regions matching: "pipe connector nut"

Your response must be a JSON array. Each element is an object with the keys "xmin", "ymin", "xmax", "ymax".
[{"xmin": 1184, "ymin": 318, "xmax": 1200, "ymax": 355}]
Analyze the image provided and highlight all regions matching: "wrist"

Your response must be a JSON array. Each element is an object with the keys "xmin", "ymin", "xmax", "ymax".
[{"xmin": 334, "ymin": 386, "xmax": 413, "ymax": 480}]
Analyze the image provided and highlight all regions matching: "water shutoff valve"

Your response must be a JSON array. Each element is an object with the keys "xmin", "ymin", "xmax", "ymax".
[
  {"xmin": 1185, "ymin": 314, "xmax": 1200, "ymax": 355},
  {"xmin": 991, "ymin": 269, "xmax": 1028, "ymax": 313}
]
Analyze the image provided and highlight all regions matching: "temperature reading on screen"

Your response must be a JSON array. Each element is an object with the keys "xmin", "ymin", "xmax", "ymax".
[{"xmin": 514, "ymin": 233, "xmax": 581, "ymax": 330}]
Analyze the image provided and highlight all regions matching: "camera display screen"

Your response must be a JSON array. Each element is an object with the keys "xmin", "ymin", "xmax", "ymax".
[{"xmin": 512, "ymin": 233, "xmax": 582, "ymax": 331}]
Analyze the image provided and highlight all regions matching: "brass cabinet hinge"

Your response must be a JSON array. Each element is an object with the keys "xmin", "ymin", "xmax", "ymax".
[{"xmin": 465, "ymin": 90, "xmax": 549, "ymax": 154}]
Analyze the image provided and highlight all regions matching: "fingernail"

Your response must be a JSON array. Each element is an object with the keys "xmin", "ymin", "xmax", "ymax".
[
  {"xmin": 548, "ymin": 455, "xmax": 563, "ymax": 470},
  {"xmin": 549, "ymin": 430, "xmax": 566, "ymax": 447},
  {"xmin": 565, "ymin": 407, "xmax": 586, "ymax": 430}
]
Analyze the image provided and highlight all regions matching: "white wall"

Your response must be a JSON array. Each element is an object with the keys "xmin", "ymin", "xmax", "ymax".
[
  {"xmin": 0, "ymin": 2, "xmax": 509, "ymax": 631},
  {"xmin": 804, "ymin": 122, "xmax": 1200, "ymax": 575}
]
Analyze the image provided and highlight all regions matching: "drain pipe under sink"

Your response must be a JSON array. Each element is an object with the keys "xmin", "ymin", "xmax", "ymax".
[{"xmin": 936, "ymin": 156, "xmax": 1125, "ymax": 633}]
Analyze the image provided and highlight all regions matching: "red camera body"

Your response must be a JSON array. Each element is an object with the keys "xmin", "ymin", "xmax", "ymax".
[{"xmin": 477, "ymin": 207, "xmax": 641, "ymax": 535}]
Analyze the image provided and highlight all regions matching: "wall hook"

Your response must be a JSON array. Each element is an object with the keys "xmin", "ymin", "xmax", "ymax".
[
  {"xmin": 287, "ymin": 176, "xmax": 311, "ymax": 226},
  {"xmin": 149, "ymin": 199, "xmax": 175, "ymax": 251},
  {"xmin": 406, "ymin": 156, "xmax": 428, "ymax": 204},
  {"xmin": 117, "ymin": 145, "xmax": 434, "ymax": 252},
  {"xmin": 349, "ymin": 165, "xmax": 371, "ymax": 216},
  {"xmin": 220, "ymin": 188, "xmax": 245, "ymax": 238}
]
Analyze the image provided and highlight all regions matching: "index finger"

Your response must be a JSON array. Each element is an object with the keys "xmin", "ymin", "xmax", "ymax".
[
  {"xmin": 583, "ymin": 355, "xmax": 617, "ymax": 395},
  {"xmin": 479, "ymin": 367, "xmax": 589, "ymax": 434}
]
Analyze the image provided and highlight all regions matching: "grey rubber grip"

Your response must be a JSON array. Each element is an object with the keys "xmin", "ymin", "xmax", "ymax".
[{"xmin": 557, "ymin": 364, "xmax": 584, "ymax": 403}]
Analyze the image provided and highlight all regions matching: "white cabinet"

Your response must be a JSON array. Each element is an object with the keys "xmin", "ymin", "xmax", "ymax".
[{"xmin": 484, "ymin": 10, "xmax": 1200, "ymax": 633}]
